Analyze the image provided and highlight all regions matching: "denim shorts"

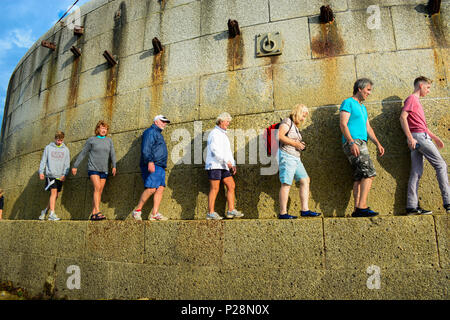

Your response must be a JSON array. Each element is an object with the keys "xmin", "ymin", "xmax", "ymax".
[
  {"xmin": 141, "ymin": 165, "xmax": 166, "ymax": 189},
  {"xmin": 278, "ymin": 150, "xmax": 308, "ymax": 185},
  {"xmin": 88, "ymin": 171, "xmax": 108, "ymax": 179}
]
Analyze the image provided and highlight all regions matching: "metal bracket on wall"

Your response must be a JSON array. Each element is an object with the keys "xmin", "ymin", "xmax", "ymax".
[
  {"xmin": 41, "ymin": 41, "xmax": 56, "ymax": 51},
  {"xmin": 103, "ymin": 50, "xmax": 118, "ymax": 66},
  {"xmin": 152, "ymin": 37, "xmax": 163, "ymax": 54},
  {"xmin": 74, "ymin": 26, "xmax": 84, "ymax": 36},
  {"xmin": 256, "ymin": 32, "xmax": 282, "ymax": 57},
  {"xmin": 70, "ymin": 46, "xmax": 82, "ymax": 58}
]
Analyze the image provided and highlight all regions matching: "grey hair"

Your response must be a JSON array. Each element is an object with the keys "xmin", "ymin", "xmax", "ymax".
[
  {"xmin": 353, "ymin": 78, "xmax": 373, "ymax": 95},
  {"xmin": 216, "ymin": 112, "xmax": 232, "ymax": 125}
]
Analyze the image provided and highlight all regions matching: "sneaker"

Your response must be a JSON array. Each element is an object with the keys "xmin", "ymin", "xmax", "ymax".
[
  {"xmin": 301, "ymin": 210, "xmax": 321, "ymax": 217},
  {"xmin": 206, "ymin": 212, "xmax": 223, "ymax": 220},
  {"xmin": 278, "ymin": 213, "xmax": 298, "ymax": 219},
  {"xmin": 352, "ymin": 207, "xmax": 379, "ymax": 217},
  {"xmin": 149, "ymin": 213, "xmax": 168, "ymax": 221},
  {"xmin": 48, "ymin": 212, "xmax": 61, "ymax": 221},
  {"xmin": 406, "ymin": 207, "xmax": 432, "ymax": 216},
  {"xmin": 132, "ymin": 210, "xmax": 142, "ymax": 221},
  {"xmin": 39, "ymin": 209, "xmax": 47, "ymax": 220},
  {"xmin": 444, "ymin": 204, "xmax": 450, "ymax": 214},
  {"xmin": 225, "ymin": 209, "xmax": 244, "ymax": 219}
]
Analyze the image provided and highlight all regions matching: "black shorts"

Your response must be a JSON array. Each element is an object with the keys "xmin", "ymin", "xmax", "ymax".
[
  {"xmin": 207, "ymin": 169, "xmax": 232, "ymax": 181},
  {"xmin": 44, "ymin": 178, "xmax": 63, "ymax": 192}
]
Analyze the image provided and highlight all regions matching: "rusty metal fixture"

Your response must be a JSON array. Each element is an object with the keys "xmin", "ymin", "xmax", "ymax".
[
  {"xmin": 103, "ymin": 50, "xmax": 117, "ymax": 66},
  {"xmin": 152, "ymin": 37, "xmax": 163, "ymax": 54},
  {"xmin": 74, "ymin": 26, "xmax": 84, "ymax": 36},
  {"xmin": 41, "ymin": 41, "xmax": 56, "ymax": 51},
  {"xmin": 70, "ymin": 46, "xmax": 82, "ymax": 58},
  {"xmin": 228, "ymin": 19, "xmax": 241, "ymax": 38},
  {"xmin": 319, "ymin": 5, "xmax": 334, "ymax": 23},
  {"xmin": 428, "ymin": 0, "xmax": 441, "ymax": 15}
]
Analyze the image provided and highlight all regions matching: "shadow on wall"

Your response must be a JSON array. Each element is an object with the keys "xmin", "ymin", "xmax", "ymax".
[{"xmin": 371, "ymin": 96, "xmax": 410, "ymax": 215}]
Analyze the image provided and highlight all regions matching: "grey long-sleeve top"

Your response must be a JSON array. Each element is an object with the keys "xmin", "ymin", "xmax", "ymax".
[{"xmin": 73, "ymin": 136, "xmax": 116, "ymax": 173}]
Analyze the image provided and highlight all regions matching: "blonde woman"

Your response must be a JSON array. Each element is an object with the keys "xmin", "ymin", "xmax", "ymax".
[
  {"xmin": 72, "ymin": 120, "xmax": 117, "ymax": 220},
  {"xmin": 278, "ymin": 104, "xmax": 321, "ymax": 219}
]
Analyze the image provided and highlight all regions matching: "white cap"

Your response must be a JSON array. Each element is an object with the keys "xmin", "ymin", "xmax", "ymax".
[{"xmin": 154, "ymin": 115, "xmax": 171, "ymax": 123}]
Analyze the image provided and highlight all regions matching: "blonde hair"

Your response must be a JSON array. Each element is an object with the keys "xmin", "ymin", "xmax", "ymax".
[
  {"xmin": 0, "ymin": 189, "xmax": 4, "ymax": 197},
  {"xmin": 290, "ymin": 104, "xmax": 309, "ymax": 127},
  {"xmin": 95, "ymin": 120, "xmax": 110, "ymax": 136}
]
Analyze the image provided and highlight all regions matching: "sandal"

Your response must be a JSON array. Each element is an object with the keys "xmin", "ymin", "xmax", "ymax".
[{"xmin": 90, "ymin": 212, "xmax": 106, "ymax": 221}]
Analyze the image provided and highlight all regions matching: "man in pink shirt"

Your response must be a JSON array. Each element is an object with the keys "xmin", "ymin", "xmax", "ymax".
[{"xmin": 399, "ymin": 76, "xmax": 449, "ymax": 215}]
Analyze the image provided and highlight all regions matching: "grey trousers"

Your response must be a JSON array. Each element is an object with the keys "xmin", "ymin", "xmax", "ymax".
[{"xmin": 407, "ymin": 132, "xmax": 450, "ymax": 208}]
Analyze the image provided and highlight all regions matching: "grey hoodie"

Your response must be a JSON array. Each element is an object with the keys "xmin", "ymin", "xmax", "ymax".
[{"xmin": 39, "ymin": 142, "xmax": 71, "ymax": 178}]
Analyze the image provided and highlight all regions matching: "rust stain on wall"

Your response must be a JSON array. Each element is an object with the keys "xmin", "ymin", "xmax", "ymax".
[
  {"xmin": 150, "ymin": 51, "xmax": 166, "ymax": 117},
  {"xmin": 311, "ymin": 22, "xmax": 344, "ymax": 58},
  {"xmin": 227, "ymin": 34, "xmax": 244, "ymax": 71},
  {"xmin": 429, "ymin": 13, "xmax": 448, "ymax": 89}
]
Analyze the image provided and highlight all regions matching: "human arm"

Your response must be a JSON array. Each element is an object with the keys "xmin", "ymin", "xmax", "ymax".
[
  {"xmin": 339, "ymin": 111, "xmax": 360, "ymax": 157},
  {"xmin": 109, "ymin": 139, "xmax": 117, "ymax": 176},
  {"xmin": 366, "ymin": 120, "xmax": 384, "ymax": 156},
  {"xmin": 142, "ymin": 130, "xmax": 156, "ymax": 173},
  {"xmin": 208, "ymin": 130, "xmax": 236, "ymax": 170},
  {"xmin": 39, "ymin": 146, "xmax": 48, "ymax": 179},
  {"xmin": 278, "ymin": 122, "xmax": 305, "ymax": 151},
  {"xmin": 72, "ymin": 139, "xmax": 91, "ymax": 175},
  {"xmin": 399, "ymin": 110, "xmax": 418, "ymax": 150}
]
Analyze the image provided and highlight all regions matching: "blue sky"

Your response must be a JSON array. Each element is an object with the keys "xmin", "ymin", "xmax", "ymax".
[{"xmin": 0, "ymin": 0, "xmax": 91, "ymax": 128}]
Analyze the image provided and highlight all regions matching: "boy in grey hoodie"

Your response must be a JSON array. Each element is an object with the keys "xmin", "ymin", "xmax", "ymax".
[{"xmin": 38, "ymin": 131, "xmax": 70, "ymax": 221}]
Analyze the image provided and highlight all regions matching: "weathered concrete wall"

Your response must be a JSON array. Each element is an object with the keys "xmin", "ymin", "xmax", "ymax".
[
  {"xmin": 0, "ymin": 216, "xmax": 448, "ymax": 299},
  {"xmin": 1, "ymin": 0, "xmax": 449, "ymax": 220}
]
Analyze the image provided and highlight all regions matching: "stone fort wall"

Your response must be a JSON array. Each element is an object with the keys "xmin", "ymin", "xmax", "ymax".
[{"xmin": 0, "ymin": 0, "xmax": 448, "ymax": 219}]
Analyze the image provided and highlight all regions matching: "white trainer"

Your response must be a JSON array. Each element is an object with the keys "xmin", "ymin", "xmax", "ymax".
[
  {"xmin": 132, "ymin": 210, "xmax": 142, "ymax": 221},
  {"xmin": 149, "ymin": 213, "xmax": 168, "ymax": 221},
  {"xmin": 48, "ymin": 211, "xmax": 61, "ymax": 221},
  {"xmin": 39, "ymin": 209, "xmax": 47, "ymax": 220},
  {"xmin": 206, "ymin": 212, "xmax": 223, "ymax": 220},
  {"xmin": 225, "ymin": 209, "xmax": 244, "ymax": 219}
]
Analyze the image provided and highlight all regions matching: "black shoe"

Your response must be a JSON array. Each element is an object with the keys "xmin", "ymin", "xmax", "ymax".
[
  {"xmin": 444, "ymin": 204, "xmax": 450, "ymax": 214},
  {"xmin": 406, "ymin": 207, "xmax": 432, "ymax": 216},
  {"xmin": 352, "ymin": 207, "xmax": 379, "ymax": 217}
]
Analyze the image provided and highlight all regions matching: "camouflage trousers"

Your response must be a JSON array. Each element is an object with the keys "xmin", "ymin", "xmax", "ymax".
[{"xmin": 343, "ymin": 139, "xmax": 376, "ymax": 181}]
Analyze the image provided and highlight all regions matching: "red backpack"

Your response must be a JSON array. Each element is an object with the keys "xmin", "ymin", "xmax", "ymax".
[{"xmin": 263, "ymin": 118, "xmax": 293, "ymax": 156}]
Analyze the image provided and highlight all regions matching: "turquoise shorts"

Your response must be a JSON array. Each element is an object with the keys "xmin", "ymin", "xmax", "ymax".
[{"xmin": 278, "ymin": 150, "xmax": 308, "ymax": 185}]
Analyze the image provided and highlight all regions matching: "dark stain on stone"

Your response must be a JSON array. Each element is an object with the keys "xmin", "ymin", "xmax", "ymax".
[
  {"xmin": 227, "ymin": 34, "xmax": 244, "ymax": 71},
  {"xmin": 311, "ymin": 22, "xmax": 344, "ymax": 58},
  {"xmin": 44, "ymin": 32, "xmax": 63, "ymax": 116},
  {"xmin": 104, "ymin": 2, "xmax": 127, "ymax": 123},
  {"xmin": 150, "ymin": 50, "xmax": 166, "ymax": 116}
]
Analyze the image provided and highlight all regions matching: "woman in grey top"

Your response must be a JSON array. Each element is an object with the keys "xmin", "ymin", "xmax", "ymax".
[
  {"xmin": 278, "ymin": 104, "xmax": 321, "ymax": 219},
  {"xmin": 72, "ymin": 120, "xmax": 117, "ymax": 220}
]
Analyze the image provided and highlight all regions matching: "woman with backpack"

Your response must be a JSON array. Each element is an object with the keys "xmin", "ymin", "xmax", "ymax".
[{"xmin": 278, "ymin": 104, "xmax": 321, "ymax": 219}]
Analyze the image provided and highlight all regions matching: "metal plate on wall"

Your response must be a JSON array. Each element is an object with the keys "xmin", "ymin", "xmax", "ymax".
[{"xmin": 256, "ymin": 32, "xmax": 283, "ymax": 57}]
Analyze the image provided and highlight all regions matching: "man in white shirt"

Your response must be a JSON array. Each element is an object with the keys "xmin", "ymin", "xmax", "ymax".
[{"xmin": 205, "ymin": 112, "xmax": 244, "ymax": 220}]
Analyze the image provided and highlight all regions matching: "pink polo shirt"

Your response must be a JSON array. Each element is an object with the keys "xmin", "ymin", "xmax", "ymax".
[{"xmin": 403, "ymin": 94, "xmax": 429, "ymax": 133}]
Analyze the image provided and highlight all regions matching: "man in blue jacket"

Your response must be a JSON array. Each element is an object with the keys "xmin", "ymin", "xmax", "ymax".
[{"xmin": 132, "ymin": 115, "xmax": 170, "ymax": 221}]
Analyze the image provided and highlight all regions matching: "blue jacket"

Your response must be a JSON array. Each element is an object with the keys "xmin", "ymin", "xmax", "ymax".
[{"xmin": 140, "ymin": 124, "xmax": 168, "ymax": 169}]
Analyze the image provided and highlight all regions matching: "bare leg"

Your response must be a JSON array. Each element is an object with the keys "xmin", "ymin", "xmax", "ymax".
[
  {"xmin": 151, "ymin": 186, "xmax": 165, "ymax": 215},
  {"xmin": 298, "ymin": 177, "xmax": 310, "ymax": 211},
  {"xmin": 136, "ymin": 188, "xmax": 156, "ymax": 211},
  {"xmin": 356, "ymin": 177, "xmax": 373, "ymax": 209},
  {"xmin": 208, "ymin": 180, "xmax": 221, "ymax": 213},
  {"xmin": 91, "ymin": 175, "xmax": 107, "ymax": 214},
  {"xmin": 222, "ymin": 177, "xmax": 236, "ymax": 212},
  {"xmin": 279, "ymin": 183, "xmax": 291, "ymax": 214},
  {"xmin": 353, "ymin": 181, "xmax": 361, "ymax": 208},
  {"xmin": 48, "ymin": 189, "xmax": 59, "ymax": 212}
]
